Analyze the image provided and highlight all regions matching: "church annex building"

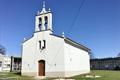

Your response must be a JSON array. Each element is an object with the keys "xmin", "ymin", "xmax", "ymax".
[{"xmin": 21, "ymin": 3, "xmax": 91, "ymax": 77}]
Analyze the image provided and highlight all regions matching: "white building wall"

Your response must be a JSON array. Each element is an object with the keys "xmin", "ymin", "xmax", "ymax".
[
  {"xmin": 2, "ymin": 56, "xmax": 11, "ymax": 72},
  {"xmin": 22, "ymin": 31, "xmax": 65, "ymax": 77},
  {"xmin": 22, "ymin": 31, "xmax": 90, "ymax": 77},
  {"xmin": 0, "ymin": 55, "xmax": 11, "ymax": 72},
  {"xmin": 22, "ymin": 36, "xmax": 37, "ymax": 76},
  {"xmin": 64, "ymin": 42, "xmax": 90, "ymax": 77},
  {"xmin": 0, "ymin": 54, "xmax": 3, "ymax": 72}
]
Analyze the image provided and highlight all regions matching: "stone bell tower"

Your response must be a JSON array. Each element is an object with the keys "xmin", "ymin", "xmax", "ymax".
[{"xmin": 35, "ymin": 1, "xmax": 52, "ymax": 32}]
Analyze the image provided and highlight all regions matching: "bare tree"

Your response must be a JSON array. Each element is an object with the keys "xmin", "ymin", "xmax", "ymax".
[{"xmin": 0, "ymin": 45, "xmax": 6, "ymax": 55}]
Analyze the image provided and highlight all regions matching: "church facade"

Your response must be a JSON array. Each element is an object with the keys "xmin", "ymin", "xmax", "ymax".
[{"xmin": 21, "ymin": 3, "xmax": 90, "ymax": 77}]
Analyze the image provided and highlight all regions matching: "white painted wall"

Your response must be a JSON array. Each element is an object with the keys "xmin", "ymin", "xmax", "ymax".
[
  {"xmin": 22, "ymin": 30, "xmax": 90, "ymax": 77},
  {"xmin": 22, "ymin": 30, "xmax": 65, "ymax": 76},
  {"xmin": 64, "ymin": 42, "xmax": 90, "ymax": 77}
]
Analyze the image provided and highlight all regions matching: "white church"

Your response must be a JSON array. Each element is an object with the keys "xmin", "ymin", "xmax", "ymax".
[{"xmin": 21, "ymin": 2, "xmax": 91, "ymax": 77}]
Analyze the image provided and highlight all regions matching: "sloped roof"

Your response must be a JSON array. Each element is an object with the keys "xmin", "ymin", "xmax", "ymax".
[
  {"xmin": 23, "ymin": 32, "xmax": 91, "ymax": 52},
  {"xmin": 50, "ymin": 34, "xmax": 91, "ymax": 52}
]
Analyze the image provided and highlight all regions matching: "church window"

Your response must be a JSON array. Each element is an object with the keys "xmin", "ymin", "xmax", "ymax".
[
  {"xmin": 44, "ymin": 16, "xmax": 48, "ymax": 29},
  {"xmin": 39, "ymin": 41, "xmax": 41, "ymax": 49},
  {"xmin": 39, "ymin": 40, "xmax": 46, "ymax": 50},
  {"xmin": 42, "ymin": 40, "xmax": 46, "ymax": 49}
]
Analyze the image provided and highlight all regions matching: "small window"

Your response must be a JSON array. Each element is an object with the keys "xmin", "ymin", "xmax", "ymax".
[
  {"xmin": 7, "ymin": 64, "xmax": 10, "ymax": 67},
  {"xmin": 39, "ymin": 40, "xmax": 46, "ymax": 50},
  {"xmin": 39, "ymin": 41, "xmax": 41, "ymax": 49},
  {"xmin": 43, "ymin": 40, "xmax": 46, "ymax": 49}
]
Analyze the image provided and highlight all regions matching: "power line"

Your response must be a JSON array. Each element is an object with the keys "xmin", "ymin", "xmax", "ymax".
[
  {"xmin": 49, "ymin": 0, "xmax": 86, "ymax": 65},
  {"xmin": 67, "ymin": 0, "xmax": 86, "ymax": 36},
  {"xmin": 29, "ymin": 0, "xmax": 86, "ymax": 67}
]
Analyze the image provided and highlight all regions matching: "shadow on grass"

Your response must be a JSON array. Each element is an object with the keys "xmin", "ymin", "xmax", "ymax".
[{"xmin": 13, "ymin": 72, "xmax": 21, "ymax": 76}]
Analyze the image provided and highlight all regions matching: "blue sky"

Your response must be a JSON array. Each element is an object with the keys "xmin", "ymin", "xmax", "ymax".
[{"xmin": 0, "ymin": 0, "xmax": 120, "ymax": 58}]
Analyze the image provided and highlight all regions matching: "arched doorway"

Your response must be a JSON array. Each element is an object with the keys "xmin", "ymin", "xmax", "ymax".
[{"xmin": 38, "ymin": 60, "xmax": 45, "ymax": 76}]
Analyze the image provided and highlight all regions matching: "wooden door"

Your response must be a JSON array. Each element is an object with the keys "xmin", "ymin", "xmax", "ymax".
[{"xmin": 38, "ymin": 60, "xmax": 45, "ymax": 76}]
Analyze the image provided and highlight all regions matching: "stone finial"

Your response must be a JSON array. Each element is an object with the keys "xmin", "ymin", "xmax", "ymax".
[
  {"xmin": 24, "ymin": 38, "xmax": 26, "ymax": 41},
  {"xmin": 48, "ymin": 8, "xmax": 51, "ymax": 12},
  {"xmin": 62, "ymin": 32, "xmax": 65, "ymax": 37}
]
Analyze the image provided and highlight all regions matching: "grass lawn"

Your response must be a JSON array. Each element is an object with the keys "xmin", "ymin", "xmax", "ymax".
[
  {"xmin": 69, "ymin": 70, "xmax": 120, "ymax": 80},
  {"xmin": 0, "ymin": 70, "xmax": 120, "ymax": 80},
  {"xmin": 0, "ymin": 72, "xmax": 34, "ymax": 80}
]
